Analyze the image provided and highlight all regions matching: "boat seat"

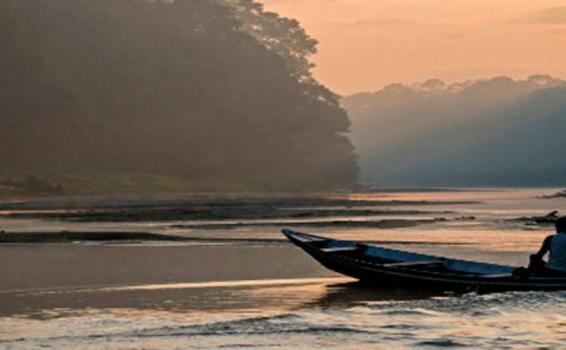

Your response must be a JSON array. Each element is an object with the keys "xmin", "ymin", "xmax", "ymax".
[
  {"xmin": 321, "ymin": 246, "xmax": 358, "ymax": 253},
  {"xmin": 383, "ymin": 260, "xmax": 444, "ymax": 268}
]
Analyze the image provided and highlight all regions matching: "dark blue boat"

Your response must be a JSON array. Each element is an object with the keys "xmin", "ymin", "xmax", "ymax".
[{"xmin": 283, "ymin": 229, "xmax": 566, "ymax": 293}]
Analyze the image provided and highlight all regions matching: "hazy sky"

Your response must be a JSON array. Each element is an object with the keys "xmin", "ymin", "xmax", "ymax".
[{"xmin": 262, "ymin": 0, "xmax": 566, "ymax": 94}]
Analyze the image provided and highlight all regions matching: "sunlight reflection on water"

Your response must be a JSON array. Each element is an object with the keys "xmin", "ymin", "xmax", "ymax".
[
  {"xmin": 2, "ymin": 285, "xmax": 566, "ymax": 349},
  {"xmin": 2, "ymin": 188, "xmax": 566, "ymax": 349}
]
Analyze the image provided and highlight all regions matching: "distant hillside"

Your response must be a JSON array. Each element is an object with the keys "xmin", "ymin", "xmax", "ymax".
[
  {"xmin": 343, "ymin": 76, "xmax": 566, "ymax": 187},
  {"xmin": 0, "ymin": 0, "xmax": 358, "ymax": 196}
]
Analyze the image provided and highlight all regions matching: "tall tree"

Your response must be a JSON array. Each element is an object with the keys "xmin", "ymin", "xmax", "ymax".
[{"xmin": 0, "ymin": 0, "xmax": 358, "ymax": 193}]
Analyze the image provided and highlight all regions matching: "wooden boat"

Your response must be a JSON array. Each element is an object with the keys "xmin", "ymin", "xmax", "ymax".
[{"xmin": 283, "ymin": 229, "xmax": 566, "ymax": 293}]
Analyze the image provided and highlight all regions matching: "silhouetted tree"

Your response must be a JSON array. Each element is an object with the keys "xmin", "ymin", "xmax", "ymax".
[{"xmin": 0, "ymin": 0, "xmax": 358, "ymax": 191}]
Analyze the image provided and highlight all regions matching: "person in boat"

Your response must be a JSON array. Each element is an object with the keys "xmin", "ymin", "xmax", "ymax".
[{"xmin": 527, "ymin": 216, "xmax": 566, "ymax": 276}]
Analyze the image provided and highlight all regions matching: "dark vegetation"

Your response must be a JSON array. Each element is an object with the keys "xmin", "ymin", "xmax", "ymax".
[
  {"xmin": 344, "ymin": 76, "xmax": 566, "ymax": 187},
  {"xmin": 0, "ymin": 0, "xmax": 358, "ymax": 195}
]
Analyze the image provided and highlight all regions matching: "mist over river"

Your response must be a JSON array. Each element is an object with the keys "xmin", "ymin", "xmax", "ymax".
[{"xmin": 1, "ymin": 188, "xmax": 566, "ymax": 349}]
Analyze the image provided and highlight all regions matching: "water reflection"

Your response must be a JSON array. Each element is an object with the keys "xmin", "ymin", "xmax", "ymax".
[
  {"xmin": 4, "ymin": 279, "xmax": 566, "ymax": 349},
  {"xmin": 0, "ymin": 278, "xmax": 445, "ymax": 320},
  {"xmin": 303, "ymin": 281, "xmax": 443, "ymax": 310}
]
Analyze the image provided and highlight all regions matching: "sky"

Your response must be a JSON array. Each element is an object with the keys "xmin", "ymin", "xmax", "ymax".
[{"xmin": 262, "ymin": 0, "xmax": 566, "ymax": 95}]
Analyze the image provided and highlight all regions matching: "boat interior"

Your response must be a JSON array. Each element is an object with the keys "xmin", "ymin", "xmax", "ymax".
[{"xmin": 284, "ymin": 229, "xmax": 516, "ymax": 278}]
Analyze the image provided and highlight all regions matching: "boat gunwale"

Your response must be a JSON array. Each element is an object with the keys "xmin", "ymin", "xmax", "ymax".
[{"xmin": 283, "ymin": 229, "xmax": 566, "ymax": 291}]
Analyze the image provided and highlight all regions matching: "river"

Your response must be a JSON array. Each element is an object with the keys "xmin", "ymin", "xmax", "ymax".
[{"xmin": 1, "ymin": 188, "xmax": 565, "ymax": 349}]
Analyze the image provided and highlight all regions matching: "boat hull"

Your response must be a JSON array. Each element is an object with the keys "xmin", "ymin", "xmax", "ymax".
[{"xmin": 284, "ymin": 229, "xmax": 566, "ymax": 293}]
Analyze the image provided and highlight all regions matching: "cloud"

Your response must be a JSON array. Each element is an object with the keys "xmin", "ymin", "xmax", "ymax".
[{"xmin": 519, "ymin": 6, "xmax": 566, "ymax": 25}]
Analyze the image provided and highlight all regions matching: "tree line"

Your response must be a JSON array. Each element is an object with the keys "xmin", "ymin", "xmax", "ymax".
[{"xmin": 0, "ymin": 0, "xmax": 358, "ymax": 192}]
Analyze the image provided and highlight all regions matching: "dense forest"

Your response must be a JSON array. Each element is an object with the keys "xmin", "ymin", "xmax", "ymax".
[
  {"xmin": 343, "ymin": 76, "xmax": 566, "ymax": 187},
  {"xmin": 0, "ymin": 0, "xmax": 358, "ymax": 194}
]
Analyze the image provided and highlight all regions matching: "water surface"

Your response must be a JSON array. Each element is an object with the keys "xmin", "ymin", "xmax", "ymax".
[{"xmin": 1, "ymin": 188, "xmax": 566, "ymax": 349}]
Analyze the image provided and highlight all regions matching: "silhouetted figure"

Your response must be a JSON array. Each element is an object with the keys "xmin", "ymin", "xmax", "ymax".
[{"xmin": 527, "ymin": 216, "xmax": 566, "ymax": 276}]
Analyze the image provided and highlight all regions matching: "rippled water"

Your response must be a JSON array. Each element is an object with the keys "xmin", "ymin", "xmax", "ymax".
[
  {"xmin": 2, "ymin": 188, "xmax": 566, "ymax": 349},
  {"xmin": 2, "ymin": 285, "xmax": 566, "ymax": 349}
]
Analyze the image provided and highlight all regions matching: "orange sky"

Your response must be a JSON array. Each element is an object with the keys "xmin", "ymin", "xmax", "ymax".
[{"xmin": 262, "ymin": 0, "xmax": 566, "ymax": 94}]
